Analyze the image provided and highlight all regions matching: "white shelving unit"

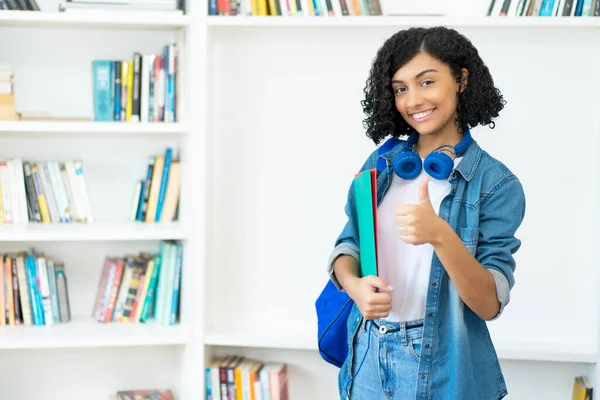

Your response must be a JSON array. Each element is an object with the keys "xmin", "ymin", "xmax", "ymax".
[{"xmin": 0, "ymin": 1, "xmax": 205, "ymax": 399}]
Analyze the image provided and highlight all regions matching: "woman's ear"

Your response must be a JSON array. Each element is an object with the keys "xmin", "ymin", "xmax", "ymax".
[{"xmin": 458, "ymin": 68, "xmax": 469, "ymax": 93}]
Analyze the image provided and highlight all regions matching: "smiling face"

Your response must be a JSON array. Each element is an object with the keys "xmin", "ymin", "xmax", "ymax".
[{"xmin": 391, "ymin": 52, "xmax": 466, "ymax": 141}]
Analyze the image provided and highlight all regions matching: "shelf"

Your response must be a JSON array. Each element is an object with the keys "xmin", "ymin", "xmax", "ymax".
[
  {"xmin": 205, "ymin": 328, "xmax": 316, "ymax": 350},
  {"xmin": 205, "ymin": 328, "xmax": 597, "ymax": 363},
  {"xmin": 207, "ymin": 15, "xmax": 600, "ymax": 28},
  {"xmin": 0, "ymin": 10, "xmax": 188, "ymax": 30},
  {"xmin": 0, "ymin": 121, "xmax": 188, "ymax": 137},
  {"xmin": 0, "ymin": 317, "xmax": 188, "ymax": 349},
  {"xmin": 0, "ymin": 220, "xmax": 187, "ymax": 241}
]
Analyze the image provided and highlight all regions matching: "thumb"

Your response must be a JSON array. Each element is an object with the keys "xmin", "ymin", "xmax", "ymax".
[
  {"xmin": 364, "ymin": 275, "xmax": 394, "ymax": 292},
  {"xmin": 419, "ymin": 175, "xmax": 432, "ymax": 206}
]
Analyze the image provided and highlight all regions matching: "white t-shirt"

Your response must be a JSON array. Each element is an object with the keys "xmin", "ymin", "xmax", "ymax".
[{"xmin": 376, "ymin": 157, "xmax": 461, "ymax": 323}]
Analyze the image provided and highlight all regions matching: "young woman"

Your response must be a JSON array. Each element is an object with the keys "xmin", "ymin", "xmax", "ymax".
[{"xmin": 327, "ymin": 26, "xmax": 526, "ymax": 399}]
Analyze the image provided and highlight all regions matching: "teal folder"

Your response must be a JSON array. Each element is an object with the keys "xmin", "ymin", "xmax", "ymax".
[{"xmin": 353, "ymin": 168, "xmax": 378, "ymax": 277}]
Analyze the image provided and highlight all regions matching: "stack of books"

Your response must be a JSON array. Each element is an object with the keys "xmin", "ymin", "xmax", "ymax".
[
  {"xmin": 206, "ymin": 356, "xmax": 288, "ymax": 400},
  {"xmin": 59, "ymin": 0, "xmax": 183, "ymax": 14},
  {"xmin": 0, "ymin": 65, "xmax": 18, "ymax": 121},
  {"xmin": 488, "ymin": 0, "xmax": 600, "ymax": 17},
  {"xmin": 92, "ymin": 43, "xmax": 178, "ymax": 123},
  {"xmin": 92, "ymin": 240, "xmax": 182, "ymax": 326},
  {"xmin": 209, "ymin": 0, "xmax": 382, "ymax": 16},
  {"xmin": 0, "ymin": 158, "xmax": 94, "ymax": 225},
  {"xmin": 0, "ymin": 250, "xmax": 71, "ymax": 327},
  {"xmin": 131, "ymin": 148, "xmax": 180, "ymax": 224}
]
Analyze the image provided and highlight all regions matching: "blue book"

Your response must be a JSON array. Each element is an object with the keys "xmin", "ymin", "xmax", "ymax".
[
  {"xmin": 155, "ymin": 148, "xmax": 172, "ymax": 222},
  {"xmin": 169, "ymin": 242, "xmax": 182, "ymax": 325},
  {"xmin": 92, "ymin": 60, "xmax": 113, "ymax": 121}
]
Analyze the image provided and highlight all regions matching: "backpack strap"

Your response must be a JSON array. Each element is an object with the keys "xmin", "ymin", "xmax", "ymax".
[{"xmin": 376, "ymin": 137, "xmax": 402, "ymax": 173}]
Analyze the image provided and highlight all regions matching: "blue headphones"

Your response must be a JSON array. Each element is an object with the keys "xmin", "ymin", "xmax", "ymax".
[{"xmin": 393, "ymin": 130, "xmax": 473, "ymax": 181}]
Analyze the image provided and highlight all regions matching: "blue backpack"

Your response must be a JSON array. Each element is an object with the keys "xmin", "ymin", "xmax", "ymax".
[{"xmin": 315, "ymin": 138, "xmax": 401, "ymax": 368}]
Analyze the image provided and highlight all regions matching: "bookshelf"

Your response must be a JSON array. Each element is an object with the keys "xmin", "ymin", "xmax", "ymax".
[
  {"xmin": 207, "ymin": 14, "xmax": 600, "ymax": 27},
  {"xmin": 0, "ymin": 0, "xmax": 205, "ymax": 399}
]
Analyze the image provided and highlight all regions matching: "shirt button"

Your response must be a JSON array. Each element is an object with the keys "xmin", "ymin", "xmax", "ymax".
[
  {"xmin": 428, "ymin": 313, "xmax": 433, "ymax": 317},
  {"xmin": 421, "ymin": 375, "xmax": 426, "ymax": 380},
  {"xmin": 425, "ymin": 344, "xmax": 430, "ymax": 348},
  {"xmin": 432, "ymin": 282, "xmax": 437, "ymax": 287}
]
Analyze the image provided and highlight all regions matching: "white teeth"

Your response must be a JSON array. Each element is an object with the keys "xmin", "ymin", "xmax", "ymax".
[{"xmin": 412, "ymin": 109, "xmax": 434, "ymax": 120}]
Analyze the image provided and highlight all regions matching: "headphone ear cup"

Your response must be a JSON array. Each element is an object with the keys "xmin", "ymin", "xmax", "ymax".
[
  {"xmin": 393, "ymin": 152, "xmax": 422, "ymax": 180},
  {"xmin": 424, "ymin": 152, "xmax": 454, "ymax": 180}
]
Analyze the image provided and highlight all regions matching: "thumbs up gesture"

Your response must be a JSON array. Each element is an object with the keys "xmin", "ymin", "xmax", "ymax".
[{"xmin": 395, "ymin": 176, "xmax": 444, "ymax": 246}]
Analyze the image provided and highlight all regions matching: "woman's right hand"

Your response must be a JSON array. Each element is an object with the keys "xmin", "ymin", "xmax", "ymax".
[{"xmin": 347, "ymin": 276, "xmax": 394, "ymax": 320}]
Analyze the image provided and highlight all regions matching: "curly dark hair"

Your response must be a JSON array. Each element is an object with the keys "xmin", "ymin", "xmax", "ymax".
[{"xmin": 361, "ymin": 26, "xmax": 506, "ymax": 144}]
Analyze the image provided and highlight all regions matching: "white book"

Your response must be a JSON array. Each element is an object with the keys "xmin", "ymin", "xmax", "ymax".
[
  {"xmin": 40, "ymin": 162, "xmax": 61, "ymax": 223},
  {"xmin": 13, "ymin": 159, "xmax": 29, "ymax": 224},
  {"xmin": 61, "ymin": 165, "xmax": 80, "ymax": 222},
  {"xmin": 74, "ymin": 161, "xmax": 94, "ymax": 223},
  {"xmin": 36, "ymin": 257, "xmax": 54, "ymax": 326},
  {"xmin": 65, "ymin": 161, "xmax": 86, "ymax": 222},
  {"xmin": 141, "ymin": 54, "xmax": 151, "ymax": 123},
  {"xmin": 48, "ymin": 161, "xmax": 71, "ymax": 223}
]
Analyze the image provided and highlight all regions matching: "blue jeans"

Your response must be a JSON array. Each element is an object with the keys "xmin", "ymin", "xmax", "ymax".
[{"xmin": 339, "ymin": 318, "xmax": 424, "ymax": 400}]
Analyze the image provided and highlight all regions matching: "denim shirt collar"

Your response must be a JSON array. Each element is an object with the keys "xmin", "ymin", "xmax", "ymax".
[{"xmin": 378, "ymin": 136, "xmax": 483, "ymax": 182}]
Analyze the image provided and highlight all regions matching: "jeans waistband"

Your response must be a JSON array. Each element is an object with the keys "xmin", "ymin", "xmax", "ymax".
[{"xmin": 371, "ymin": 319, "xmax": 423, "ymax": 334}]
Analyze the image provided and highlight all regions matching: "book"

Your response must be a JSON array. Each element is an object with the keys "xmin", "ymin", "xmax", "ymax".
[
  {"xmin": 352, "ymin": 168, "xmax": 378, "ymax": 277},
  {"xmin": 572, "ymin": 375, "xmax": 593, "ymax": 400}
]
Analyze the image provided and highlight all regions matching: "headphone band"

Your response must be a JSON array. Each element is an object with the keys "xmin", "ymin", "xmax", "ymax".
[{"xmin": 407, "ymin": 129, "xmax": 472, "ymax": 158}]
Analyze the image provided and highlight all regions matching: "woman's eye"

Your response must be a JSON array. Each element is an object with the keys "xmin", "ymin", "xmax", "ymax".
[
  {"xmin": 422, "ymin": 80, "xmax": 434, "ymax": 86},
  {"xmin": 395, "ymin": 87, "xmax": 406, "ymax": 94}
]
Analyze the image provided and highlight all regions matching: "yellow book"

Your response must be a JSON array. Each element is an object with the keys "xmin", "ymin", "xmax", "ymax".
[
  {"xmin": 268, "ymin": 0, "xmax": 278, "ymax": 15},
  {"xmin": 126, "ymin": 59, "xmax": 134, "ymax": 122},
  {"xmin": 572, "ymin": 375, "xmax": 593, "ymax": 400},
  {"xmin": 258, "ymin": 0, "xmax": 268, "ymax": 15},
  {"xmin": 31, "ymin": 165, "xmax": 50, "ymax": 223}
]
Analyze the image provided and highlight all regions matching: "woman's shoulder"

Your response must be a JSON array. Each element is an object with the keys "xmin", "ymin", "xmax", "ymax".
[{"xmin": 475, "ymin": 148, "xmax": 524, "ymax": 198}]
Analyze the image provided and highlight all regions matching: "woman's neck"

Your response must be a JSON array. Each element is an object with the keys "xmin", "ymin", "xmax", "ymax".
[{"xmin": 415, "ymin": 126, "xmax": 463, "ymax": 158}]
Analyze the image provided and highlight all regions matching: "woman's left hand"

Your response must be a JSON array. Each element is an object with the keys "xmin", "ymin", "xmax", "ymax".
[{"xmin": 395, "ymin": 176, "xmax": 445, "ymax": 246}]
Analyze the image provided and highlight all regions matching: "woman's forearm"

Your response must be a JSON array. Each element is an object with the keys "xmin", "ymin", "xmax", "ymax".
[{"xmin": 333, "ymin": 255, "xmax": 360, "ymax": 293}]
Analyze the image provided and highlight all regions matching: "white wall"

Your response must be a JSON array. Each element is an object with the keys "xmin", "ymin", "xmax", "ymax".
[{"xmin": 206, "ymin": 25, "xmax": 600, "ymax": 397}]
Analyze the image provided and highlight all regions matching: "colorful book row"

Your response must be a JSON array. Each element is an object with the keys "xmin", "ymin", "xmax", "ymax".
[
  {"xmin": 93, "ymin": 240, "xmax": 182, "ymax": 326},
  {"xmin": 0, "ymin": 251, "xmax": 71, "ymax": 327},
  {"xmin": 92, "ymin": 42, "xmax": 178, "ymax": 123},
  {"xmin": 206, "ymin": 355, "xmax": 289, "ymax": 400},
  {"xmin": 209, "ymin": 0, "xmax": 382, "ymax": 16},
  {"xmin": 0, "ymin": 158, "xmax": 93, "ymax": 225},
  {"xmin": 130, "ymin": 148, "xmax": 180, "ymax": 224}
]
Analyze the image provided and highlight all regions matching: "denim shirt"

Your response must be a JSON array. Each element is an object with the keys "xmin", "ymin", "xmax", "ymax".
[{"xmin": 328, "ymin": 137, "xmax": 526, "ymax": 400}]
